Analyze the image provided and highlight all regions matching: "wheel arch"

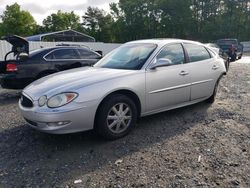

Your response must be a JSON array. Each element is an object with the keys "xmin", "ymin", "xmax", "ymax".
[{"xmin": 94, "ymin": 89, "xmax": 142, "ymax": 126}]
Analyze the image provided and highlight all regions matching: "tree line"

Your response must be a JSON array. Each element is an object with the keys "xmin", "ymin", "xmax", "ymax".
[{"xmin": 0, "ymin": 0, "xmax": 250, "ymax": 43}]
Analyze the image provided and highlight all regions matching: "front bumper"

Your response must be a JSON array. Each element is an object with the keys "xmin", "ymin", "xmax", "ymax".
[{"xmin": 19, "ymin": 99, "xmax": 99, "ymax": 134}]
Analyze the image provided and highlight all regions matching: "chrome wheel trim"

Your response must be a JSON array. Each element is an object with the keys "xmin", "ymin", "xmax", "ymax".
[{"xmin": 106, "ymin": 103, "xmax": 132, "ymax": 134}]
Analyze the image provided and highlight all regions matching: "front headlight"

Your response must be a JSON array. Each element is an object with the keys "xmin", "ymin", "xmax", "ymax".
[
  {"xmin": 38, "ymin": 95, "xmax": 47, "ymax": 107},
  {"xmin": 47, "ymin": 92, "xmax": 78, "ymax": 108}
]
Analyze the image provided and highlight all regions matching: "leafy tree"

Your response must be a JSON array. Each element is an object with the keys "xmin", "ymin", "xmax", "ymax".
[
  {"xmin": 0, "ymin": 3, "xmax": 37, "ymax": 37},
  {"xmin": 157, "ymin": 0, "xmax": 194, "ymax": 39},
  {"xmin": 2, "ymin": 0, "xmax": 250, "ymax": 43},
  {"xmin": 42, "ymin": 10, "xmax": 83, "ymax": 32},
  {"xmin": 82, "ymin": 7, "xmax": 113, "ymax": 42}
]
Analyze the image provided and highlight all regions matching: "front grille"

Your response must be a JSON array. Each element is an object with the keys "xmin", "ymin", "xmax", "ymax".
[{"xmin": 21, "ymin": 94, "xmax": 33, "ymax": 108}]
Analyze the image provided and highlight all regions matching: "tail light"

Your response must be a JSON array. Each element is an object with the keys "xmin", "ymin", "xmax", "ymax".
[{"xmin": 6, "ymin": 63, "xmax": 17, "ymax": 72}]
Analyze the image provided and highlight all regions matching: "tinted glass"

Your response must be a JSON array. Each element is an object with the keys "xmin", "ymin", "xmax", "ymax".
[
  {"xmin": 49, "ymin": 49, "xmax": 79, "ymax": 59},
  {"xmin": 156, "ymin": 43, "xmax": 184, "ymax": 65},
  {"xmin": 217, "ymin": 40, "xmax": 237, "ymax": 45},
  {"xmin": 29, "ymin": 48, "xmax": 45, "ymax": 57},
  {"xmin": 184, "ymin": 43, "xmax": 211, "ymax": 63},
  {"xmin": 77, "ymin": 49, "xmax": 100, "ymax": 59},
  {"xmin": 95, "ymin": 43, "xmax": 157, "ymax": 70}
]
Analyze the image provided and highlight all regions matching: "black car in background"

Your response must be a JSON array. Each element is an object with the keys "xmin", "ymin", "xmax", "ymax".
[
  {"xmin": 0, "ymin": 35, "xmax": 102, "ymax": 89},
  {"xmin": 216, "ymin": 39, "xmax": 243, "ymax": 61}
]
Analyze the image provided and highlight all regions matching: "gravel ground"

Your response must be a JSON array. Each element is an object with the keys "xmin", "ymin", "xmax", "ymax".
[{"xmin": 0, "ymin": 60, "xmax": 250, "ymax": 187}]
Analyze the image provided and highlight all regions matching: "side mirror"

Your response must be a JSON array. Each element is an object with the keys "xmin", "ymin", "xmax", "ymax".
[{"xmin": 150, "ymin": 58, "xmax": 172, "ymax": 69}]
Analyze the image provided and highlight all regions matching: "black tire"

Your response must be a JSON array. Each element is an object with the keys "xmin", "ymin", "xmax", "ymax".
[
  {"xmin": 206, "ymin": 79, "xmax": 220, "ymax": 104},
  {"xmin": 238, "ymin": 55, "xmax": 242, "ymax": 60},
  {"xmin": 225, "ymin": 60, "xmax": 229, "ymax": 72},
  {"xmin": 95, "ymin": 94, "xmax": 137, "ymax": 140}
]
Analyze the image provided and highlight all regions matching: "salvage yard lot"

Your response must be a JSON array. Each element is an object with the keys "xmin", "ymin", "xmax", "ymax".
[{"xmin": 0, "ymin": 59, "xmax": 250, "ymax": 187}]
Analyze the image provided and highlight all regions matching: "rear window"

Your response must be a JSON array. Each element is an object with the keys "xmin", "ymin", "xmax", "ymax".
[
  {"xmin": 184, "ymin": 43, "xmax": 211, "ymax": 63},
  {"xmin": 45, "ymin": 49, "xmax": 79, "ymax": 60},
  {"xmin": 29, "ymin": 48, "xmax": 46, "ymax": 58},
  {"xmin": 77, "ymin": 49, "xmax": 101, "ymax": 59}
]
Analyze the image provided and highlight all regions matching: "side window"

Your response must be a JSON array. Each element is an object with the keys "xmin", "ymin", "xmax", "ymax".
[
  {"xmin": 48, "ymin": 49, "xmax": 79, "ymax": 60},
  {"xmin": 184, "ymin": 43, "xmax": 211, "ymax": 63},
  {"xmin": 156, "ymin": 43, "xmax": 184, "ymax": 65},
  {"xmin": 44, "ymin": 52, "xmax": 53, "ymax": 60},
  {"xmin": 77, "ymin": 49, "xmax": 100, "ymax": 59}
]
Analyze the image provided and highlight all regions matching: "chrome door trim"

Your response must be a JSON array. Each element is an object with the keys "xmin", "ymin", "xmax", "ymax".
[
  {"xmin": 149, "ymin": 79, "xmax": 213, "ymax": 94},
  {"xmin": 149, "ymin": 83, "xmax": 191, "ymax": 94},
  {"xmin": 192, "ymin": 79, "xmax": 213, "ymax": 86}
]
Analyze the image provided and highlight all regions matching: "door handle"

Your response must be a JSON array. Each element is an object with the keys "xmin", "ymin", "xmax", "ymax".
[
  {"xmin": 212, "ymin": 65, "xmax": 220, "ymax": 70},
  {"xmin": 179, "ymin": 71, "xmax": 189, "ymax": 76}
]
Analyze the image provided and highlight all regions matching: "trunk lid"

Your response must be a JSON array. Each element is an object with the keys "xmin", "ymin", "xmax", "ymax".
[{"xmin": 2, "ymin": 35, "xmax": 29, "ymax": 56}]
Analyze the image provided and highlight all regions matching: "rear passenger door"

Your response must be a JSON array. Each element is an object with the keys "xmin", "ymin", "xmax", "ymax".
[
  {"xmin": 77, "ymin": 48, "xmax": 102, "ymax": 66},
  {"xmin": 183, "ymin": 43, "xmax": 217, "ymax": 100}
]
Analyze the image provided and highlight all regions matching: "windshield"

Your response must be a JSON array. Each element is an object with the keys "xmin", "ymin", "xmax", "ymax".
[
  {"xmin": 217, "ymin": 40, "xmax": 237, "ymax": 45},
  {"xmin": 94, "ymin": 43, "xmax": 157, "ymax": 70}
]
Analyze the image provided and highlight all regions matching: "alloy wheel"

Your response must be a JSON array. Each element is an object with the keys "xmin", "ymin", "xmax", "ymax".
[{"xmin": 106, "ymin": 103, "xmax": 132, "ymax": 134}]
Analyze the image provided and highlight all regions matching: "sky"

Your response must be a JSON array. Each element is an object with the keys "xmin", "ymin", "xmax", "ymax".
[{"xmin": 0, "ymin": 0, "xmax": 119, "ymax": 25}]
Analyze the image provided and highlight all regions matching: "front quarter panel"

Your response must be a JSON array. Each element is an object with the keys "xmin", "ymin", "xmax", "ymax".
[{"xmin": 74, "ymin": 71, "xmax": 146, "ymax": 114}]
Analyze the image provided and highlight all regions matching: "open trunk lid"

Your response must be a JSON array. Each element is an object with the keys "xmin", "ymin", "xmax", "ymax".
[
  {"xmin": 2, "ymin": 35, "xmax": 29, "ymax": 56},
  {"xmin": 0, "ymin": 35, "xmax": 29, "ymax": 74}
]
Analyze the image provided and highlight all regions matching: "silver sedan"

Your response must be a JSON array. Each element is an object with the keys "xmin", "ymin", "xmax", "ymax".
[{"xmin": 19, "ymin": 39, "xmax": 226, "ymax": 139}]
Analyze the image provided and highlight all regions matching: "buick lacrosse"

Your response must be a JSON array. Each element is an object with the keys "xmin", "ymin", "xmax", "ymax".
[{"xmin": 19, "ymin": 39, "xmax": 226, "ymax": 139}]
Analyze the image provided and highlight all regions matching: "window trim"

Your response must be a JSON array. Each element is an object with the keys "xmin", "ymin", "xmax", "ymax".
[
  {"xmin": 146, "ymin": 42, "xmax": 187, "ymax": 69},
  {"xmin": 43, "ymin": 48, "xmax": 82, "ymax": 61},
  {"xmin": 76, "ymin": 48, "xmax": 102, "ymax": 60},
  {"xmin": 205, "ymin": 47, "xmax": 216, "ymax": 58}
]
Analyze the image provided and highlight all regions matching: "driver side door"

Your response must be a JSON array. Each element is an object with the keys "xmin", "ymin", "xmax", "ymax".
[{"xmin": 145, "ymin": 43, "xmax": 191, "ymax": 113}]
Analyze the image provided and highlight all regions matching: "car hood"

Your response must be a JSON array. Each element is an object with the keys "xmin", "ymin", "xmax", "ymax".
[
  {"xmin": 24, "ymin": 67, "xmax": 137, "ymax": 100},
  {"xmin": 2, "ymin": 35, "xmax": 29, "ymax": 55}
]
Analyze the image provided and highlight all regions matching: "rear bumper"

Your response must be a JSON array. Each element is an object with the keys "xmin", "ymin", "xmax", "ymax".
[{"xmin": 0, "ymin": 74, "xmax": 33, "ymax": 89}]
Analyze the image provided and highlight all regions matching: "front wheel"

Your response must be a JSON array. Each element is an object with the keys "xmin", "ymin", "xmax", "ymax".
[{"xmin": 95, "ymin": 94, "xmax": 137, "ymax": 140}]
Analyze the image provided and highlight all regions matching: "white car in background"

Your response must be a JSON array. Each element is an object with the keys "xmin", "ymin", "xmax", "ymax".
[{"xmin": 19, "ymin": 39, "xmax": 226, "ymax": 140}]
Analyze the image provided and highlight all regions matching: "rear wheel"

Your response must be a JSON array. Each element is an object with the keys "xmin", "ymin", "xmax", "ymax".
[
  {"xmin": 95, "ymin": 94, "xmax": 137, "ymax": 140},
  {"xmin": 225, "ymin": 59, "xmax": 229, "ymax": 72},
  {"xmin": 206, "ymin": 79, "xmax": 220, "ymax": 104}
]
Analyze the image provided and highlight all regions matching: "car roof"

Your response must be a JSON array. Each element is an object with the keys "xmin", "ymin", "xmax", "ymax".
[
  {"xmin": 39, "ymin": 46, "xmax": 90, "ymax": 51},
  {"xmin": 126, "ymin": 38, "xmax": 203, "ymax": 47},
  {"xmin": 217, "ymin": 38, "xmax": 237, "ymax": 40}
]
